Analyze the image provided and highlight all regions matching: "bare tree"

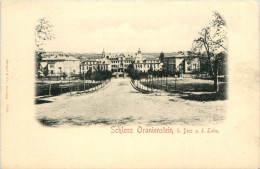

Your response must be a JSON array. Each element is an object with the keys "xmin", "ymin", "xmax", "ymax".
[
  {"xmin": 192, "ymin": 12, "xmax": 227, "ymax": 92},
  {"xmin": 35, "ymin": 17, "xmax": 55, "ymax": 73}
]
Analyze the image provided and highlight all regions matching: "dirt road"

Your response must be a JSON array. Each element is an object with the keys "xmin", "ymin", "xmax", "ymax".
[{"xmin": 36, "ymin": 78, "xmax": 226, "ymax": 127}]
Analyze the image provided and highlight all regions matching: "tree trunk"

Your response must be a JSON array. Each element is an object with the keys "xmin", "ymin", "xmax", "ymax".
[
  {"xmin": 147, "ymin": 76, "xmax": 148, "ymax": 91},
  {"xmin": 151, "ymin": 76, "xmax": 153, "ymax": 92},
  {"xmin": 161, "ymin": 77, "xmax": 162, "ymax": 89},
  {"xmin": 84, "ymin": 77, "xmax": 86, "ymax": 93},
  {"xmin": 69, "ymin": 77, "xmax": 71, "ymax": 95},
  {"xmin": 204, "ymin": 42, "xmax": 215, "ymax": 77},
  {"xmin": 214, "ymin": 68, "xmax": 219, "ymax": 92},
  {"xmin": 78, "ymin": 82, "xmax": 79, "ymax": 93},
  {"xmin": 60, "ymin": 81, "xmax": 62, "ymax": 93},
  {"xmin": 166, "ymin": 76, "xmax": 168, "ymax": 91},
  {"xmin": 175, "ymin": 77, "xmax": 177, "ymax": 91},
  {"xmin": 49, "ymin": 83, "xmax": 51, "ymax": 96},
  {"xmin": 141, "ymin": 79, "xmax": 143, "ymax": 90},
  {"xmin": 213, "ymin": 61, "xmax": 219, "ymax": 92}
]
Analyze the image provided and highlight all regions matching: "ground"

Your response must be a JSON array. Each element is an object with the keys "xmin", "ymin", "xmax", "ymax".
[{"xmin": 36, "ymin": 78, "xmax": 226, "ymax": 127}]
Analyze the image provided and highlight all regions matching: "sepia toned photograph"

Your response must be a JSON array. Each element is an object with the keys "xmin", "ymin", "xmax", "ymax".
[
  {"xmin": 1, "ymin": 1, "xmax": 259, "ymax": 169},
  {"xmin": 34, "ymin": 8, "xmax": 228, "ymax": 127}
]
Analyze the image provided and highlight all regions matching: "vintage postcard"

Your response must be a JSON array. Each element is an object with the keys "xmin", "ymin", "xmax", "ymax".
[{"xmin": 1, "ymin": 1, "xmax": 259, "ymax": 168}]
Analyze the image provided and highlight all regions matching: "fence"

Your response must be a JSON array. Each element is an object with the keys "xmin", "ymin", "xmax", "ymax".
[
  {"xmin": 36, "ymin": 78, "xmax": 111, "ymax": 97},
  {"xmin": 136, "ymin": 75, "xmax": 227, "ymax": 94},
  {"xmin": 130, "ymin": 79, "xmax": 151, "ymax": 93}
]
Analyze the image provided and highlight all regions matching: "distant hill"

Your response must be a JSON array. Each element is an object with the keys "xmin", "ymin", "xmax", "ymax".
[
  {"xmin": 79, "ymin": 54, "xmax": 103, "ymax": 60},
  {"xmin": 144, "ymin": 53, "xmax": 177, "ymax": 58},
  {"xmin": 41, "ymin": 51, "xmax": 176, "ymax": 60}
]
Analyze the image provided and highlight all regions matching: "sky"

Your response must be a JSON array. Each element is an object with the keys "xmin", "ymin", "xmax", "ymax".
[{"xmin": 36, "ymin": 2, "xmax": 218, "ymax": 53}]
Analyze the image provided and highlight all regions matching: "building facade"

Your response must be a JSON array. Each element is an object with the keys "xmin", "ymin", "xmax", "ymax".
[
  {"xmin": 163, "ymin": 52, "xmax": 200, "ymax": 75},
  {"xmin": 132, "ymin": 48, "xmax": 163, "ymax": 72},
  {"xmin": 40, "ymin": 53, "xmax": 80, "ymax": 76},
  {"xmin": 38, "ymin": 50, "xmax": 203, "ymax": 77},
  {"xmin": 40, "ymin": 50, "xmax": 206, "ymax": 77},
  {"xmin": 80, "ymin": 57, "xmax": 112, "ymax": 74},
  {"xmin": 106, "ymin": 53, "xmax": 134, "ymax": 73}
]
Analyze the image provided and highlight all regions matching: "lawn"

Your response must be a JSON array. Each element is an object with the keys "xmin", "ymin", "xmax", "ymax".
[
  {"xmin": 140, "ymin": 77, "xmax": 228, "ymax": 101},
  {"xmin": 35, "ymin": 81, "xmax": 102, "ymax": 96}
]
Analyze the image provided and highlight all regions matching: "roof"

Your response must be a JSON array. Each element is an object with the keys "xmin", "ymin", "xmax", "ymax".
[
  {"xmin": 164, "ymin": 51, "xmax": 200, "ymax": 58},
  {"xmin": 42, "ymin": 56, "xmax": 79, "ymax": 61},
  {"xmin": 163, "ymin": 53, "xmax": 175, "ymax": 57},
  {"xmin": 125, "ymin": 57, "xmax": 134, "ymax": 60},
  {"xmin": 142, "ymin": 53, "xmax": 160, "ymax": 58},
  {"xmin": 145, "ymin": 57, "xmax": 159, "ymax": 60},
  {"xmin": 81, "ymin": 57, "xmax": 111, "ymax": 62},
  {"xmin": 80, "ymin": 54, "xmax": 103, "ymax": 59},
  {"xmin": 82, "ymin": 59, "xmax": 100, "ymax": 62}
]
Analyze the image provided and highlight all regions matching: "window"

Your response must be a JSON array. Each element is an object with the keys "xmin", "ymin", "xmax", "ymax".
[
  {"xmin": 187, "ymin": 65, "xmax": 191, "ymax": 71},
  {"xmin": 193, "ymin": 64, "xmax": 197, "ymax": 69},
  {"xmin": 49, "ymin": 64, "xmax": 54, "ymax": 68}
]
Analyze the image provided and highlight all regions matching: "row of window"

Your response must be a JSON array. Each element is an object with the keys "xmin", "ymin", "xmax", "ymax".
[
  {"xmin": 111, "ymin": 61, "xmax": 132, "ymax": 64},
  {"xmin": 83, "ymin": 61, "xmax": 111, "ymax": 65},
  {"xmin": 135, "ymin": 61, "xmax": 159, "ymax": 64},
  {"xmin": 112, "ymin": 65, "xmax": 118, "ymax": 68},
  {"xmin": 81, "ymin": 66, "xmax": 96, "ymax": 70},
  {"xmin": 81, "ymin": 65, "xmax": 108, "ymax": 70},
  {"xmin": 135, "ymin": 64, "xmax": 159, "ymax": 69},
  {"xmin": 146, "ymin": 60, "xmax": 160, "ymax": 63},
  {"xmin": 49, "ymin": 64, "xmax": 79, "ymax": 69},
  {"xmin": 83, "ymin": 61, "xmax": 99, "ymax": 65}
]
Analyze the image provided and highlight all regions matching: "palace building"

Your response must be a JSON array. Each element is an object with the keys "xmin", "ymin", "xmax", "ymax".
[
  {"xmin": 103, "ymin": 48, "xmax": 163, "ymax": 74},
  {"xmin": 162, "ymin": 51, "xmax": 200, "ymax": 75},
  {"xmin": 80, "ymin": 57, "xmax": 112, "ymax": 74},
  {"xmin": 40, "ymin": 53, "xmax": 80, "ymax": 76},
  {"xmin": 132, "ymin": 48, "xmax": 163, "ymax": 72},
  {"xmin": 39, "ymin": 49, "xmax": 203, "ymax": 78}
]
